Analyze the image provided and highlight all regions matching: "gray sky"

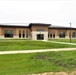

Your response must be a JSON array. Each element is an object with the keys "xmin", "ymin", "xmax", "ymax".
[{"xmin": 0, "ymin": 0, "xmax": 76, "ymax": 27}]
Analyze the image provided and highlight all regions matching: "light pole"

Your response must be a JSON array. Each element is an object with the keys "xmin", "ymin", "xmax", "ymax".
[{"xmin": 70, "ymin": 23, "xmax": 71, "ymax": 43}]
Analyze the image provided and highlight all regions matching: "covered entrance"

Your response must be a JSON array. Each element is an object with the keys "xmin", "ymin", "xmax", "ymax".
[{"xmin": 37, "ymin": 34, "xmax": 44, "ymax": 40}]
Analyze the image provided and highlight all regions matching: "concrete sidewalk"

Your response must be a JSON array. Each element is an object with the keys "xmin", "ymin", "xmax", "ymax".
[
  {"xmin": 0, "ymin": 48, "xmax": 76, "ymax": 55},
  {"xmin": 43, "ymin": 40, "xmax": 76, "ymax": 45}
]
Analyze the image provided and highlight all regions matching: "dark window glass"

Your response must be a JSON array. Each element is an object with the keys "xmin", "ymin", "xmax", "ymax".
[
  {"xmin": 53, "ymin": 33, "xmax": 55, "ymax": 38},
  {"xmin": 72, "ymin": 32, "xmax": 75, "ymax": 38},
  {"xmin": 37, "ymin": 34, "xmax": 44, "ymax": 40},
  {"xmin": 59, "ymin": 32, "xmax": 65, "ymax": 38},
  {"xmin": 50, "ymin": 32, "xmax": 52, "ymax": 38},
  {"xmin": 23, "ymin": 30, "xmax": 25, "ymax": 38},
  {"xmin": 19, "ymin": 30, "xmax": 21, "ymax": 38},
  {"xmin": 4, "ymin": 30, "xmax": 13, "ymax": 38},
  {"xmin": 26, "ymin": 30, "xmax": 28, "ymax": 38}
]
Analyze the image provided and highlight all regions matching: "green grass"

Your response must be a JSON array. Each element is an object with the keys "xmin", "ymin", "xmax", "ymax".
[
  {"xmin": 49, "ymin": 39, "xmax": 76, "ymax": 43},
  {"xmin": 0, "ymin": 40, "xmax": 76, "ymax": 51},
  {"xmin": 0, "ymin": 50, "xmax": 76, "ymax": 75}
]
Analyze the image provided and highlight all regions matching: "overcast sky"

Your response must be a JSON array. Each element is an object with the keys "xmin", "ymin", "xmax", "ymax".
[{"xmin": 0, "ymin": 0, "xmax": 76, "ymax": 27}]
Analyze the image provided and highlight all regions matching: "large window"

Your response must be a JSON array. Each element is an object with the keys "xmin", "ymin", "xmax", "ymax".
[
  {"xmin": 4, "ymin": 30, "xmax": 13, "ymax": 38},
  {"xmin": 59, "ymin": 32, "xmax": 65, "ymax": 38},
  {"xmin": 72, "ymin": 32, "xmax": 75, "ymax": 38}
]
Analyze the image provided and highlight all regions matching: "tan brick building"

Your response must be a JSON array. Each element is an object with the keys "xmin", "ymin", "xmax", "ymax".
[{"xmin": 0, "ymin": 23, "xmax": 76, "ymax": 40}]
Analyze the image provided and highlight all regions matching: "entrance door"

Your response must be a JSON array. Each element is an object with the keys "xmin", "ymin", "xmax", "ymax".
[{"xmin": 37, "ymin": 34, "xmax": 44, "ymax": 40}]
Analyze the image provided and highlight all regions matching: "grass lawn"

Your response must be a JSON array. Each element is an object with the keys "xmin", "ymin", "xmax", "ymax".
[
  {"xmin": 0, "ymin": 50, "xmax": 76, "ymax": 75},
  {"xmin": 0, "ymin": 40, "xmax": 76, "ymax": 51},
  {"xmin": 49, "ymin": 39, "xmax": 76, "ymax": 43}
]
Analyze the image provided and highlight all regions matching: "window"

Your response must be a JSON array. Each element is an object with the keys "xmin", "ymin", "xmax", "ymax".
[
  {"xmin": 26, "ymin": 30, "xmax": 28, "ymax": 38},
  {"xmin": 23, "ymin": 30, "xmax": 25, "ymax": 38},
  {"xmin": 4, "ymin": 30, "xmax": 13, "ymax": 38},
  {"xmin": 59, "ymin": 32, "xmax": 65, "ymax": 38},
  {"xmin": 36, "ymin": 29, "xmax": 44, "ymax": 32},
  {"xmin": 49, "ymin": 32, "xmax": 52, "ymax": 38},
  {"xmin": 53, "ymin": 33, "xmax": 55, "ymax": 38},
  {"xmin": 19, "ymin": 30, "xmax": 21, "ymax": 38},
  {"xmin": 72, "ymin": 32, "xmax": 75, "ymax": 38}
]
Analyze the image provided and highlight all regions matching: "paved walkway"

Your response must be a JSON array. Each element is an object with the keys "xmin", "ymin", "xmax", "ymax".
[
  {"xmin": 42, "ymin": 40, "xmax": 76, "ymax": 45},
  {"xmin": 0, "ymin": 40, "xmax": 76, "ymax": 55},
  {"xmin": 0, "ymin": 48, "xmax": 76, "ymax": 55}
]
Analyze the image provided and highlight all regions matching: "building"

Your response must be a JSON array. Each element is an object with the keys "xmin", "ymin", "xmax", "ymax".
[{"xmin": 0, "ymin": 23, "xmax": 76, "ymax": 40}]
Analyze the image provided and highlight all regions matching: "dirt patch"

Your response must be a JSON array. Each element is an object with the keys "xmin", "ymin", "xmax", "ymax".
[
  {"xmin": 26, "ymin": 71, "xmax": 76, "ymax": 75},
  {"xmin": 69, "ymin": 71, "xmax": 76, "ymax": 75}
]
